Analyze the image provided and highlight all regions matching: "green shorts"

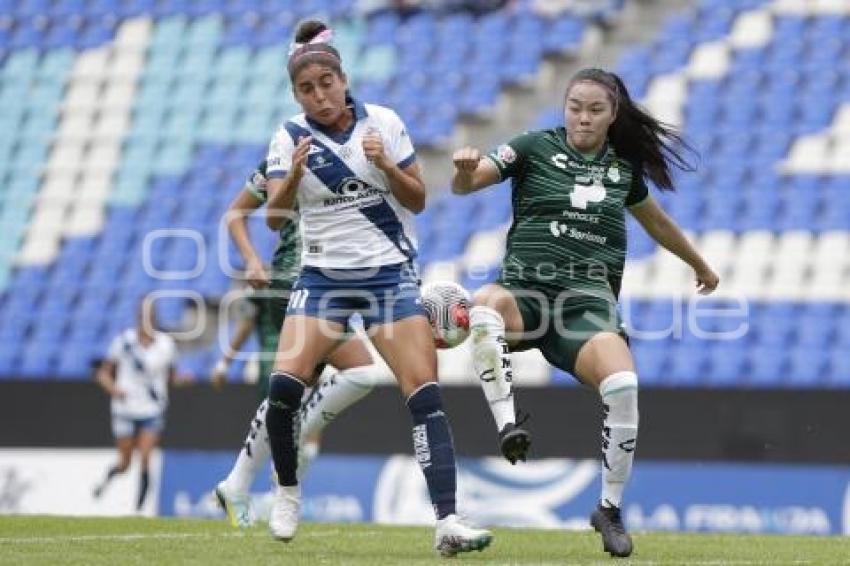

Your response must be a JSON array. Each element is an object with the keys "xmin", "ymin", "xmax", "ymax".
[
  {"xmin": 510, "ymin": 291, "xmax": 625, "ymax": 378},
  {"xmin": 249, "ymin": 283, "xmax": 290, "ymax": 398}
]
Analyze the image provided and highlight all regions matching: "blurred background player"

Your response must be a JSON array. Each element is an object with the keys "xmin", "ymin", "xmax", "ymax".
[
  {"xmin": 451, "ymin": 67, "xmax": 719, "ymax": 557},
  {"xmin": 92, "ymin": 297, "xmax": 178, "ymax": 512},
  {"xmin": 212, "ymin": 158, "xmax": 378, "ymax": 527}
]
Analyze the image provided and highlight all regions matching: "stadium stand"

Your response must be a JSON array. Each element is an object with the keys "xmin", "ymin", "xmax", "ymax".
[{"xmin": 0, "ymin": 0, "xmax": 847, "ymax": 388}]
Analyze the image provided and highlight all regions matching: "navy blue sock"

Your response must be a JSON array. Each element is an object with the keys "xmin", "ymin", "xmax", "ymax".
[
  {"xmin": 267, "ymin": 371, "xmax": 305, "ymax": 487},
  {"xmin": 407, "ymin": 383, "xmax": 457, "ymax": 519},
  {"xmin": 137, "ymin": 469, "xmax": 149, "ymax": 510}
]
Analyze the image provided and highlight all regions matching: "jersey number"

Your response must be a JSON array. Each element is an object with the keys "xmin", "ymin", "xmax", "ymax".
[
  {"xmin": 569, "ymin": 181, "xmax": 606, "ymax": 210},
  {"xmin": 290, "ymin": 289, "xmax": 310, "ymax": 310}
]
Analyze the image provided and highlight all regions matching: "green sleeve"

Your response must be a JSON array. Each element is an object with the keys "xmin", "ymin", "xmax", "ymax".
[
  {"xmin": 625, "ymin": 164, "xmax": 650, "ymax": 207},
  {"xmin": 485, "ymin": 131, "xmax": 537, "ymax": 180},
  {"xmin": 245, "ymin": 161, "xmax": 268, "ymax": 203}
]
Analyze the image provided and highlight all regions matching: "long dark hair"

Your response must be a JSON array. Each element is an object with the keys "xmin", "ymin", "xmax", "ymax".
[
  {"xmin": 287, "ymin": 20, "xmax": 343, "ymax": 81},
  {"xmin": 566, "ymin": 68, "xmax": 696, "ymax": 191}
]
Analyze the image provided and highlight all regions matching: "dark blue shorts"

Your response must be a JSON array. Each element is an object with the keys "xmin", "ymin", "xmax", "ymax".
[
  {"xmin": 111, "ymin": 414, "xmax": 164, "ymax": 439},
  {"xmin": 287, "ymin": 262, "xmax": 425, "ymax": 328}
]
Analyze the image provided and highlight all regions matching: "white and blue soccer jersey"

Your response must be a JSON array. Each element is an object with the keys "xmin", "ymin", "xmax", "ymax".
[
  {"xmin": 106, "ymin": 329, "xmax": 176, "ymax": 420},
  {"xmin": 266, "ymin": 100, "xmax": 419, "ymax": 269}
]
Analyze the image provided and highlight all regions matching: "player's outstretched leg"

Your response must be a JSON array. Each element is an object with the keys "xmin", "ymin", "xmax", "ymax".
[
  {"xmin": 591, "ymin": 370, "xmax": 638, "ymax": 557},
  {"xmin": 296, "ymin": 365, "xmax": 376, "ymax": 479},
  {"xmin": 406, "ymin": 382, "xmax": 493, "ymax": 557},
  {"xmin": 215, "ymin": 399, "xmax": 271, "ymax": 528},
  {"xmin": 470, "ymin": 306, "xmax": 531, "ymax": 464}
]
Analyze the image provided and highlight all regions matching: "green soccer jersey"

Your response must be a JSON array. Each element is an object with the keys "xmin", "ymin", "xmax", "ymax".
[
  {"xmin": 486, "ymin": 127, "xmax": 649, "ymax": 303},
  {"xmin": 244, "ymin": 160, "xmax": 301, "ymax": 290}
]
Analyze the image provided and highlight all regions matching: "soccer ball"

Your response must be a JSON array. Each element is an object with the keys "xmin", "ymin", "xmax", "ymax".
[{"xmin": 421, "ymin": 281, "xmax": 472, "ymax": 349}]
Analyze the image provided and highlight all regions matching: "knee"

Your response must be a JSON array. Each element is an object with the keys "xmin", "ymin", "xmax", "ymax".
[
  {"xmin": 473, "ymin": 286, "xmax": 505, "ymax": 311},
  {"xmin": 469, "ymin": 305, "xmax": 504, "ymax": 332},
  {"xmin": 341, "ymin": 365, "xmax": 378, "ymax": 392},
  {"xmin": 268, "ymin": 372, "xmax": 307, "ymax": 407}
]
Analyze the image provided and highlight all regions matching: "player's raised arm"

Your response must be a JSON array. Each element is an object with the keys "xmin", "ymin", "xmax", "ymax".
[
  {"xmin": 362, "ymin": 129, "xmax": 426, "ymax": 213},
  {"xmin": 266, "ymin": 135, "xmax": 311, "ymax": 230},
  {"xmin": 451, "ymin": 146, "xmax": 500, "ymax": 194}
]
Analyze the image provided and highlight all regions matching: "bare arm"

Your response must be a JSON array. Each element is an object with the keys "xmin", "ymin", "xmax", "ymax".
[
  {"xmin": 630, "ymin": 196, "xmax": 720, "ymax": 294},
  {"xmin": 226, "ymin": 189, "xmax": 269, "ymax": 289},
  {"xmin": 450, "ymin": 147, "xmax": 501, "ymax": 194},
  {"xmin": 223, "ymin": 315, "xmax": 256, "ymax": 361},
  {"xmin": 362, "ymin": 132, "xmax": 427, "ymax": 213},
  {"xmin": 95, "ymin": 360, "xmax": 123, "ymax": 399},
  {"xmin": 266, "ymin": 136, "xmax": 312, "ymax": 230},
  {"xmin": 211, "ymin": 315, "xmax": 256, "ymax": 386}
]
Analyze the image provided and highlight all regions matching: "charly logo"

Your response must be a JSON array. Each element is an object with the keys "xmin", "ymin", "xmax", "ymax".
[
  {"xmin": 607, "ymin": 166, "xmax": 620, "ymax": 183},
  {"xmin": 373, "ymin": 456, "xmax": 598, "ymax": 528}
]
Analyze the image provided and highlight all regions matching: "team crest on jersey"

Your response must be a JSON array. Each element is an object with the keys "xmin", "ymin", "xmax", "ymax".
[
  {"xmin": 251, "ymin": 171, "xmax": 267, "ymax": 188},
  {"xmin": 607, "ymin": 166, "xmax": 620, "ymax": 183},
  {"xmin": 497, "ymin": 144, "xmax": 517, "ymax": 164}
]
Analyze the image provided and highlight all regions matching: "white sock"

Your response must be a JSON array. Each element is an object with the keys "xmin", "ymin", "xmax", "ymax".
[
  {"xmin": 298, "ymin": 365, "xmax": 376, "ymax": 443},
  {"xmin": 224, "ymin": 399, "xmax": 271, "ymax": 495},
  {"xmin": 598, "ymin": 371, "xmax": 639, "ymax": 509},
  {"xmin": 470, "ymin": 306, "xmax": 516, "ymax": 432}
]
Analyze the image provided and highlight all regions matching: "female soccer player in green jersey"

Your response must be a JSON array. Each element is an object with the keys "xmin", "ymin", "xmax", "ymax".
[
  {"xmin": 451, "ymin": 67, "xmax": 719, "ymax": 558},
  {"xmin": 212, "ymin": 159, "xmax": 378, "ymax": 528}
]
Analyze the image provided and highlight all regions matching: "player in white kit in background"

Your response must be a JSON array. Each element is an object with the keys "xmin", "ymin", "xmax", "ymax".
[{"xmin": 93, "ymin": 296, "xmax": 177, "ymax": 512}]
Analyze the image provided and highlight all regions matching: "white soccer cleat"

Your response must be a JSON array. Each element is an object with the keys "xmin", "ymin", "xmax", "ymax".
[
  {"xmin": 214, "ymin": 481, "xmax": 254, "ymax": 528},
  {"xmin": 269, "ymin": 485, "xmax": 301, "ymax": 542},
  {"xmin": 434, "ymin": 514, "xmax": 493, "ymax": 557}
]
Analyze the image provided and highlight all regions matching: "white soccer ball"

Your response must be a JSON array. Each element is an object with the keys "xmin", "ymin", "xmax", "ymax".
[{"xmin": 421, "ymin": 281, "xmax": 472, "ymax": 349}]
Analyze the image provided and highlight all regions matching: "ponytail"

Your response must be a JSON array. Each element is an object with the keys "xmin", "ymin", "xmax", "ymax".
[{"xmin": 566, "ymin": 68, "xmax": 696, "ymax": 191}]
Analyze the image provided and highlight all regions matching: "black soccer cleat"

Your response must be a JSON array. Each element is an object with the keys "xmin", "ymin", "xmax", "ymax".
[
  {"xmin": 498, "ymin": 422, "xmax": 531, "ymax": 464},
  {"xmin": 590, "ymin": 504, "xmax": 633, "ymax": 558}
]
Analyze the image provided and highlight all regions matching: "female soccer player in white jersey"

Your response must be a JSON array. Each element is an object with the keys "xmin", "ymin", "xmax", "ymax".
[
  {"xmin": 261, "ymin": 20, "xmax": 492, "ymax": 557},
  {"xmin": 213, "ymin": 159, "xmax": 379, "ymax": 528},
  {"xmin": 92, "ymin": 297, "xmax": 177, "ymax": 512}
]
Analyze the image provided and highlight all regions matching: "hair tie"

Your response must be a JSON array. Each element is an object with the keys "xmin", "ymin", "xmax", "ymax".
[{"xmin": 287, "ymin": 28, "xmax": 334, "ymax": 57}]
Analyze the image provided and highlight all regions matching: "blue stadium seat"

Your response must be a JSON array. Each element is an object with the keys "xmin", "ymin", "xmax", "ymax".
[
  {"xmin": 826, "ymin": 350, "xmax": 850, "ymax": 386},
  {"xmin": 748, "ymin": 346, "xmax": 787, "ymax": 387},
  {"xmin": 787, "ymin": 347, "xmax": 827, "ymax": 387},
  {"xmin": 706, "ymin": 342, "xmax": 747, "ymax": 386},
  {"xmin": 666, "ymin": 342, "xmax": 707, "ymax": 385},
  {"xmin": 630, "ymin": 341, "xmax": 666, "ymax": 384}
]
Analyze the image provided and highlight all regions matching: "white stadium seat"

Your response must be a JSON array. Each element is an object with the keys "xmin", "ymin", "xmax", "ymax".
[
  {"xmin": 686, "ymin": 41, "xmax": 729, "ymax": 80},
  {"xmin": 729, "ymin": 10, "xmax": 773, "ymax": 49}
]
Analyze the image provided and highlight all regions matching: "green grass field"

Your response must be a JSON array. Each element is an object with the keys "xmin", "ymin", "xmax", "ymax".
[{"xmin": 1, "ymin": 516, "xmax": 849, "ymax": 565}]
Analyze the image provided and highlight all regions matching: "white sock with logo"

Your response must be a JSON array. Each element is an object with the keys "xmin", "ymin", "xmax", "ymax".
[
  {"xmin": 598, "ymin": 371, "xmax": 639, "ymax": 509},
  {"xmin": 225, "ymin": 399, "xmax": 271, "ymax": 495},
  {"xmin": 295, "ymin": 365, "xmax": 376, "ymax": 478},
  {"xmin": 470, "ymin": 306, "xmax": 516, "ymax": 432}
]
